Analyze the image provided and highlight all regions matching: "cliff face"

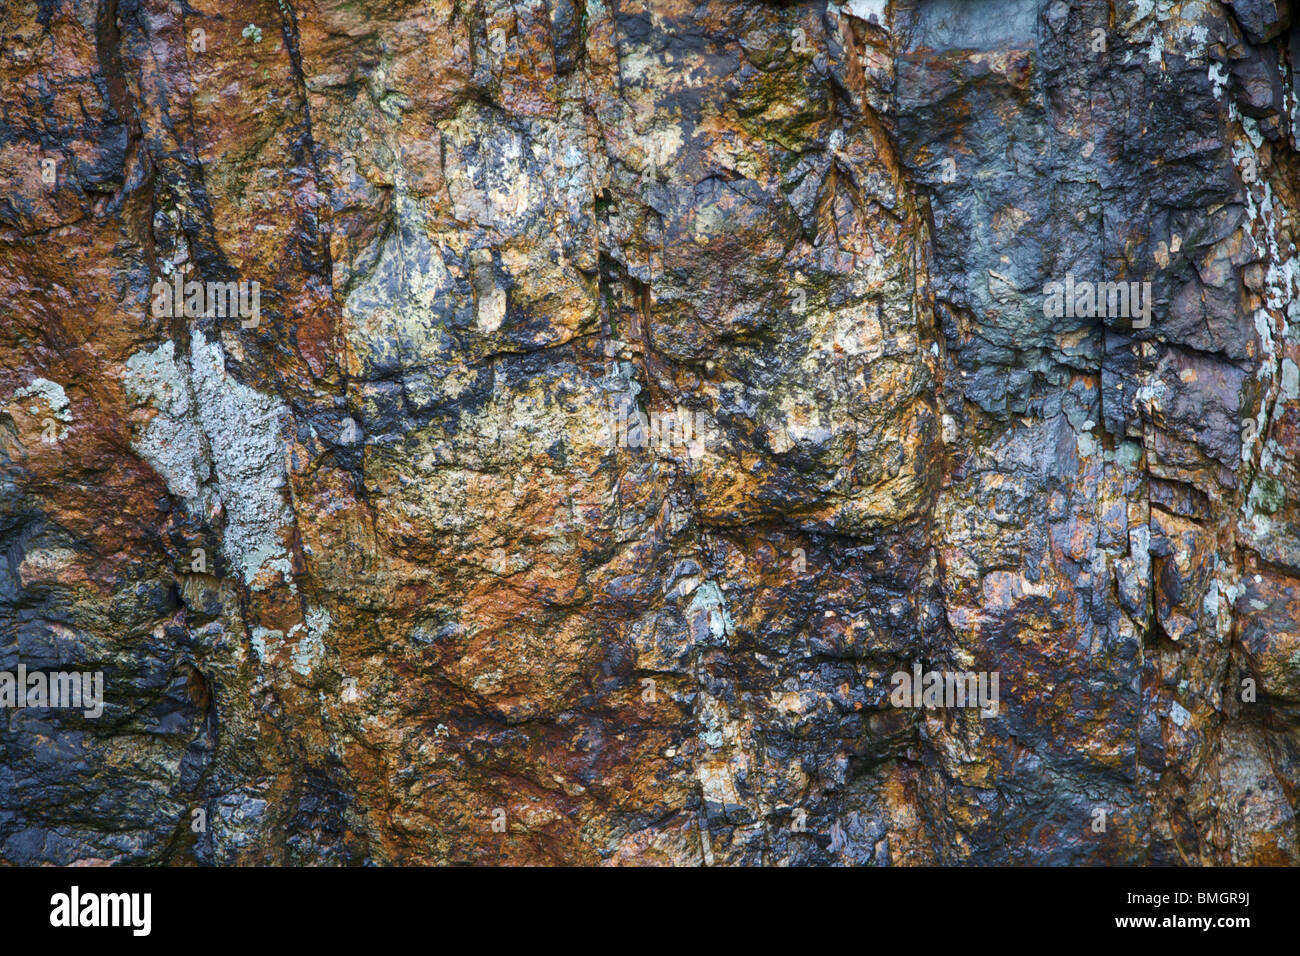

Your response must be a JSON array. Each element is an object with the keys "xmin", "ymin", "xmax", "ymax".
[{"xmin": 1, "ymin": 0, "xmax": 1297, "ymax": 865}]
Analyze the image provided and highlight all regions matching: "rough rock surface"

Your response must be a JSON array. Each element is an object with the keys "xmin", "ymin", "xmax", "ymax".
[{"xmin": 1, "ymin": 0, "xmax": 1298, "ymax": 865}]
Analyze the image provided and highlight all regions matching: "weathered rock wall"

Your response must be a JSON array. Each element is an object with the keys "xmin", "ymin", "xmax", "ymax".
[{"xmin": 1, "ymin": 0, "xmax": 1297, "ymax": 864}]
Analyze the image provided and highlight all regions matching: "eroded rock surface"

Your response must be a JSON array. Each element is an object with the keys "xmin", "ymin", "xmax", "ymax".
[{"xmin": 1, "ymin": 0, "xmax": 1298, "ymax": 864}]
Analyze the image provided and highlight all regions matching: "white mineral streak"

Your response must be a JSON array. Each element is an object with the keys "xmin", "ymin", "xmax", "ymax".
[{"xmin": 124, "ymin": 332, "xmax": 293, "ymax": 588}]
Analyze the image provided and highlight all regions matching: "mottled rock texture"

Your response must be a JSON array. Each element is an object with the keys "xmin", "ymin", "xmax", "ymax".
[{"xmin": 2, "ymin": 0, "xmax": 1299, "ymax": 865}]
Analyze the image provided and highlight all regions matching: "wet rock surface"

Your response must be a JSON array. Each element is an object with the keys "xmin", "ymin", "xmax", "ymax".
[{"xmin": 1, "ymin": 0, "xmax": 1297, "ymax": 864}]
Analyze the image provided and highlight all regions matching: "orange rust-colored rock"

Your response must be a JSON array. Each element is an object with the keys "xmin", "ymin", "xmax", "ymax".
[{"xmin": 1, "ymin": 0, "xmax": 1298, "ymax": 865}]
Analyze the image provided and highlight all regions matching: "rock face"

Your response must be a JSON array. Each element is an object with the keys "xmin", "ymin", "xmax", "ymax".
[{"xmin": 1, "ymin": 0, "xmax": 1298, "ymax": 865}]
